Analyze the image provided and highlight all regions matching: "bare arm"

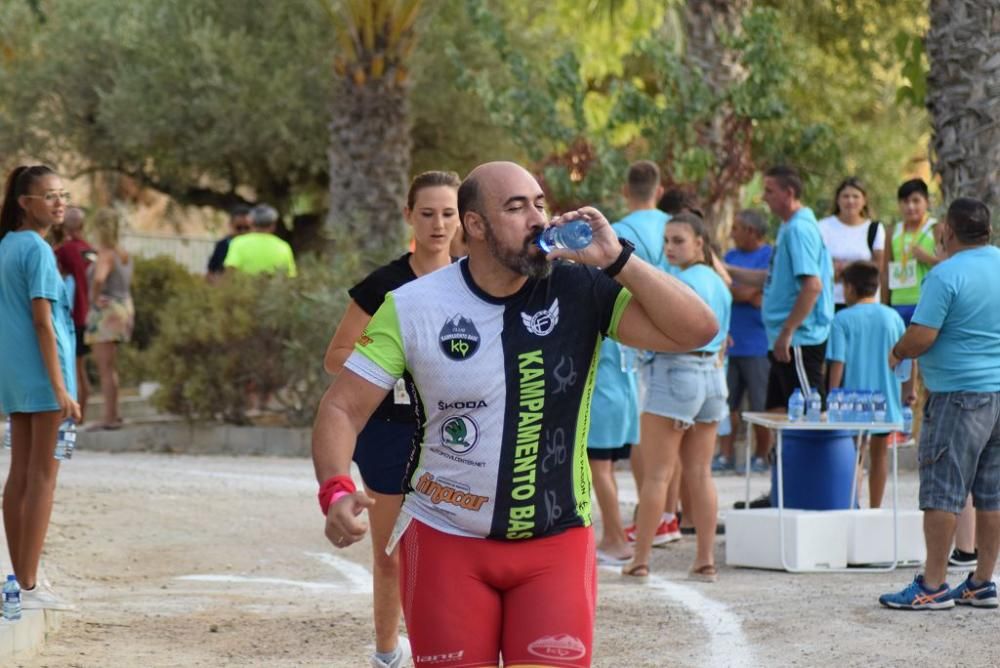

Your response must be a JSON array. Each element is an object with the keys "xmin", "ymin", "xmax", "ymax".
[
  {"xmin": 725, "ymin": 265, "xmax": 767, "ymax": 287},
  {"xmin": 730, "ymin": 283, "xmax": 761, "ymax": 304},
  {"xmin": 871, "ymin": 249, "xmax": 888, "ymax": 304},
  {"xmin": 90, "ymin": 248, "xmax": 114, "ymax": 303},
  {"xmin": 889, "ymin": 324, "xmax": 939, "ymax": 367},
  {"xmin": 772, "ymin": 275, "xmax": 822, "ymax": 363},
  {"xmin": 613, "ymin": 256, "xmax": 719, "ymax": 353},
  {"xmin": 312, "ymin": 370, "xmax": 391, "ymax": 547},
  {"xmin": 323, "ymin": 301, "xmax": 372, "ymax": 375},
  {"xmin": 828, "ymin": 360, "xmax": 844, "ymax": 391},
  {"xmin": 31, "ymin": 299, "xmax": 81, "ymax": 421}
]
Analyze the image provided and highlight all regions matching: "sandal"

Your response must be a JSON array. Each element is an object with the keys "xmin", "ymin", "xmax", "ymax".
[
  {"xmin": 621, "ymin": 562, "xmax": 650, "ymax": 578},
  {"xmin": 688, "ymin": 564, "xmax": 718, "ymax": 583}
]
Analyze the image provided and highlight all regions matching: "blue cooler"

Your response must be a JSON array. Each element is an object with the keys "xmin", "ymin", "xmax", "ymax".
[{"xmin": 770, "ymin": 429, "xmax": 856, "ymax": 510}]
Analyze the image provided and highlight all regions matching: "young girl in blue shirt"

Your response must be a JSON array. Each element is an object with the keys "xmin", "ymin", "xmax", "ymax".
[{"xmin": 0, "ymin": 165, "xmax": 81, "ymax": 610}]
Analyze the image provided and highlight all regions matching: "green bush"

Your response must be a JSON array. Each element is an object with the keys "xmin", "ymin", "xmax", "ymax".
[
  {"xmin": 118, "ymin": 256, "xmax": 200, "ymax": 386},
  {"xmin": 147, "ymin": 254, "xmax": 359, "ymax": 426}
]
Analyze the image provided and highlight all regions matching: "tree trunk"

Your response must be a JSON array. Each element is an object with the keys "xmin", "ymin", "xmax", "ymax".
[
  {"xmin": 682, "ymin": 0, "xmax": 753, "ymax": 246},
  {"xmin": 926, "ymin": 0, "xmax": 1000, "ymax": 216},
  {"xmin": 326, "ymin": 75, "xmax": 411, "ymax": 260}
]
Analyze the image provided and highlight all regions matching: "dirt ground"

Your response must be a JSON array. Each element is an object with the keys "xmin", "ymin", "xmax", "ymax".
[{"xmin": 4, "ymin": 450, "xmax": 997, "ymax": 668}]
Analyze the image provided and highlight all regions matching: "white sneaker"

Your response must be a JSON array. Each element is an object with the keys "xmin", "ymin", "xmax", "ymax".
[
  {"xmin": 21, "ymin": 582, "xmax": 76, "ymax": 611},
  {"xmin": 370, "ymin": 636, "xmax": 412, "ymax": 668}
]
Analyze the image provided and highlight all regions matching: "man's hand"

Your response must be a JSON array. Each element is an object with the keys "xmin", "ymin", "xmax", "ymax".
[
  {"xmin": 887, "ymin": 347, "xmax": 901, "ymax": 370},
  {"xmin": 324, "ymin": 490, "xmax": 375, "ymax": 549},
  {"xmin": 773, "ymin": 328, "xmax": 793, "ymax": 363},
  {"xmin": 545, "ymin": 207, "xmax": 622, "ymax": 268}
]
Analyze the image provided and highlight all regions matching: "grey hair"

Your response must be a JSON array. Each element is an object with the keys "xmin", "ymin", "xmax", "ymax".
[
  {"xmin": 736, "ymin": 209, "xmax": 768, "ymax": 237},
  {"xmin": 251, "ymin": 204, "xmax": 279, "ymax": 227}
]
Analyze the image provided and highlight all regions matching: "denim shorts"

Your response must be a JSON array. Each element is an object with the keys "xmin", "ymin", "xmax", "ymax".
[
  {"xmin": 643, "ymin": 352, "xmax": 728, "ymax": 427},
  {"xmin": 918, "ymin": 391, "xmax": 1000, "ymax": 514}
]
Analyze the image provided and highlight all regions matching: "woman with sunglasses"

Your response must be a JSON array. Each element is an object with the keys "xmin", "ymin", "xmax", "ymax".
[{"xmin": 0, "ymin": 165, "xmax": 81, "ymax": 610}]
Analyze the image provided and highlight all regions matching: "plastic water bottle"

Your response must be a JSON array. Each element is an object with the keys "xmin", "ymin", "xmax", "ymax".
[
  {"xmin": 787, "ymin": 388, "xmax": 805, "ymax": 422},
  {"xmin": 861, "ymin": 391, "xmax": 875, "ymax": 423},
  {"xmin": 894, "ymin": 358, "xmax": 912, "ymax": 382},
  {"xmin": 902, "ymin": 406, "xmax": 913, "ymax": 436},
  {"xmin": 535, "ymin": 221, "xmax": 593, "ymax": 253},
  {"xmin": 872, "ymin": 391, "xmax": 887, "ymax": 423},
  {"xmin": 3, "ymin": 416, "xmax": 10, "ymax": 450},
  {"xmin": 844, "ymin": 391, "xmax": 859, "ymax": 422},
  {"xmin": 54, "ymin": 420, "xmax": 76, "ymax": 461},
  {"xmin": 3, "ymin": 575, "xmax": 21, "ymax": 621},
  {"xmin": 806, "ymin": 389, "xmax": 822, "ymax": 422},
  {"xmin": 828, "ymin": 389, "xmax": 842, "ymax": 422}
]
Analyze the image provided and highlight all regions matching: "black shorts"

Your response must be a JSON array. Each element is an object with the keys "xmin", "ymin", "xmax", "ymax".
[
  {"xmin": 75, "ymin": 327, "xmax": 90, "ymax": 357},
  {"xmin": 587, "ymin": 443, "xmax": 632, "ymax": 462},
  {"xmin": 765, "ymin": 343, "xmax": 827, "ymax": 411},
  {"xmin": 352, "ymin": 418, "xmax": 418, "ymax": 495}
]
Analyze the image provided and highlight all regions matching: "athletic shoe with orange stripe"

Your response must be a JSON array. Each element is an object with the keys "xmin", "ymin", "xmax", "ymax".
[
  {"xmin": 948, "ymin": 574, "xmax": 999, "ymax": 608},
  {"xmin": 879, "ymin": 574, "xmax": 954, "ymax": 610}
]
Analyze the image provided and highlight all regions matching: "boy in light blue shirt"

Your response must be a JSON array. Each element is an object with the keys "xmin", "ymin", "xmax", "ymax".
[{"xmin": 827, "ymin": 261, "xmax": 908, "ymax": 509}]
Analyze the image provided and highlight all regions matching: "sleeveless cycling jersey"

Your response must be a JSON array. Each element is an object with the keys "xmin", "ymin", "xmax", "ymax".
[{"xmin": 345, "ymin": 258, "xmax": 632, "ymax": 540}]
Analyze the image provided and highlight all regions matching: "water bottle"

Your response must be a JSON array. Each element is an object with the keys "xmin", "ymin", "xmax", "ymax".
[
  {"xmin": 860, "ymin": 391, "xmax": 875, "ymax": 423},
  {"xmin": 828, "ymin": 389, "xmax": 841, "ymax": 423},
  {"xmin": 806, "ymin": 389, "xmax": 822, "ymax": 422},
  {"xmin": 3, "ymin": 416, "xmax": 10, "ymax": 450},
  {"xmin": 787, "ymin": 388, "xmax": 804, "ymax": 422},
  {"xmin": 902, "ymin": 406, "xmax": 913, "ymax": 436},
  {"xmin": 535, "ymin": 220, "xmax": 593, "ymax": 253},
  {"xmin": 844, "ymin": 391, "xmax": 859, "ymax": 422},
  {"xmin": 894, "ymin": 358, "xmax": 912, "ymax": 382},
  {"xmin": 54, "ymin": 419, "xmax": 76, "ymax": 461},
  {"xmin": 3, "ymin": 575, "xmax": 21, "ymax": 621},
  {"xmin": 872, "ymin": 391, "xmax": 887, "ymax": 423}
]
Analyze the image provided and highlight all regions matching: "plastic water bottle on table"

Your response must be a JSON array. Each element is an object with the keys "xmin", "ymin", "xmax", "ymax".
[
  {"xmin": 872, "ymin": 391, "xmax": 887, "ymax": 423},
  {"xmin": 787, "ymin": 388, "xmax": 805, "ymax": 422},
  {"xmin": 806, "ymin": 389, "xmax": 822, "ymax": 422}
]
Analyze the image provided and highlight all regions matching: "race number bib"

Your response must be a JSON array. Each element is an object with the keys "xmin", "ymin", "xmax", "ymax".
[
  {"xmin": 888, "ymin": 260, "xmax": 918, "ymax": 290},
  {"xmin": 392, "ymin": 378, "xmax": 411, "ymax": 405}
]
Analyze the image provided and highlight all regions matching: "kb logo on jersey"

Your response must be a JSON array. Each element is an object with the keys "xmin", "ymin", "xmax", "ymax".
[
  {"xmin": 440, "ymin": 415, "xmax": 480, "ymax": 454},
  {"xmin": 439, "ymin": 314, "xmax": 481, "ymax": 361},
  {"xmin": 521, "ymin": 299, "xmax": 560, "ymax": 336}
]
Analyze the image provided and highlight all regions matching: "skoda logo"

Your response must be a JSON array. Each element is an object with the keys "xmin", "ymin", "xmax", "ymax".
[
  {"xmin": 439, "ymin": 314, "xmax": 481, "ymax": 361},
  {"xmin": 440, "ymin": 415, "xmax": 480, "ymax": 455}
]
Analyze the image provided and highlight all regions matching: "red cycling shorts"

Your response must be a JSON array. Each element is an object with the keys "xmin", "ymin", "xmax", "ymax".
[{"xmin": 399, "ymin": 519, "xmax": 597, "ymax": 667}]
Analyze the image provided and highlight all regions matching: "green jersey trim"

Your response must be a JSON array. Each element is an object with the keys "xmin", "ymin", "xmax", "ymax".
[
  {"xmin": 608, "ymin": 288, "xmax": 632, "ymax": 340},
  {"xmin": 354, "ymin": 293, "xmax": 406, "ymax": 378}
]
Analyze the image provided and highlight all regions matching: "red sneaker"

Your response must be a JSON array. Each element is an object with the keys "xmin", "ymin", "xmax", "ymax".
[{"xmin": 623, "ymin": 518, "xmax": 681, "ymax": 546}]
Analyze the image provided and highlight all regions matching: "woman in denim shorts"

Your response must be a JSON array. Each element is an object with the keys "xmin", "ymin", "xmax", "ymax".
[{"xmin": 624, "ymin": 212, "xmax": 732, "ymax": 581}]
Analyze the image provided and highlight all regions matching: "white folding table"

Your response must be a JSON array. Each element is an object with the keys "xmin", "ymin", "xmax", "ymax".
[{"xmin": 739, "ymin": 412, "xmax": 905, "ymax": 573}]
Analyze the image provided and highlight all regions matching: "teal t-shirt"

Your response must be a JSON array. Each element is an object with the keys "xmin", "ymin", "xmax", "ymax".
[
  {"xmin": 676, "ymin": 263, "xmax": 732, "ymax": 354},
  {"xmin": 762, "ymin": 207, "xmax": 834, "ymax": 348},
  {"xmin": 912, "ymin": 245, "xmax": 1000, "ymax": 392},
  {"xmin": 826, "ymin": 302, "xmax": 906, "ymax": 424},
  {"xmin": 0, "ymin": 231, "xmax": 77, "ymax": 413},
  {"xmin": 613, "ymin": 209, "xmax": 671, "ymax": 271}
]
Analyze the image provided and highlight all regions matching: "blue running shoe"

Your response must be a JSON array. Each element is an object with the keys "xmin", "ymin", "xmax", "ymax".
[
  {"xmin": 879, "ymin": 574, "xmax": 954, "ymax": 610},
  {"xmin": 750, "ymin": 456, "xmax": 769, "ymax": 474},
  {"xmin": 949, "ymin": 574, "xmax": 999, "ymax": 608},
  {"xmin": 711, "ymin": 455, "xmax": 734, "ymax": 473}
]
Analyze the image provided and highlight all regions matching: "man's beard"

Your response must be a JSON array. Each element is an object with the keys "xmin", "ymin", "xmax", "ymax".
[{"xmin": 482, "ymin": 214, "xmax": 552, "ymax": 279}]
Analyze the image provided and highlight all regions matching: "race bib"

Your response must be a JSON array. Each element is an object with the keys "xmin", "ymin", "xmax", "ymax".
[
  {"xmin": 392, "ymin": 378, "xmax": 410, "ymax": 405},
  {"xmin": 888, "ymin": 260, "xmax": 918, "ymax": 290}
]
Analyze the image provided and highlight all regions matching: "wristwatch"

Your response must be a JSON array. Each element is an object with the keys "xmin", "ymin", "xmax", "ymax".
[{"xmin": 603, "ymin": 238, "xmax": 635, "ymax": 278}]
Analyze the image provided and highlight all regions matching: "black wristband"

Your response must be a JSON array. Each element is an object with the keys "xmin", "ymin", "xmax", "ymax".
[{"xmin": 603, "ymin": 238, "xmax": 635, "ymax": 278}]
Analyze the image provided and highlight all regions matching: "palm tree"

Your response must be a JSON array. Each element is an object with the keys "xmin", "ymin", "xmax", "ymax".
[
  {"xmin": 318, "ymin": 0, "xmax": 424, "ymax": 257},
  {"xmin": 926, "ymin": 0, "xmax": 1000, "ymax": 215}
]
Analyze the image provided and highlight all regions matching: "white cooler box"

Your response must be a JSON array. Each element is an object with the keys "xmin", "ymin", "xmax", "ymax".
[
  {"xmin": 725, "ymin": 508, "xmax": 849, "ymax": 570},
  {"xmin": 831, "ymin": 509, "xmax": 926, "ymax": 565}
]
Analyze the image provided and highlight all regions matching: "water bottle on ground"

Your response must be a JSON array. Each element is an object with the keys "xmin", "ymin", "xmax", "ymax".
[
  {"xmin": 828, "ymin": 389, "xmax": 842, "ymax": 422},
  {"xmin": 806, "ymin": 389, "xmax": 822, "ymax": 422},
  {"xmin": 3, "ymin": 575, "xmax": 21, "ymax": 621},
  {"xmin": 54, "ymin": 419, "xmax": 76, "ymax": 461},
  {"xmin": 3, "ymin": 416, "xmax": 10, "ymax": 450},
  {"xmin": 787, "ymin": 388, "xmax": 805, "ymax": 422},
  {"xmin": 902, "ymin": 406, "xmax": 913, "ymax": 437},
  {"xmin": 535, "ymin": 220, "xmax": 593, "ymax": 253},
  {"xmin": 894, "ymin": 358, "xmax": 912, "ymax": 382},
  {"xmin": 872, "ymin": 391, "xmax": 887, "ymax": 423}
]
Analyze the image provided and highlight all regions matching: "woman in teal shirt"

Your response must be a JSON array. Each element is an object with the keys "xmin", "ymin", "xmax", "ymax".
[{"xmin": 0, "ymin": 165, "xmax": 81, "ymax": 610}]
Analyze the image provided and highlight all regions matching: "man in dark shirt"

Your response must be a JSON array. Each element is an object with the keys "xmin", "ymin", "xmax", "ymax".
[{"xmin": 206, "ymin": 205, "xmax": 252, "ymax": 280}]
